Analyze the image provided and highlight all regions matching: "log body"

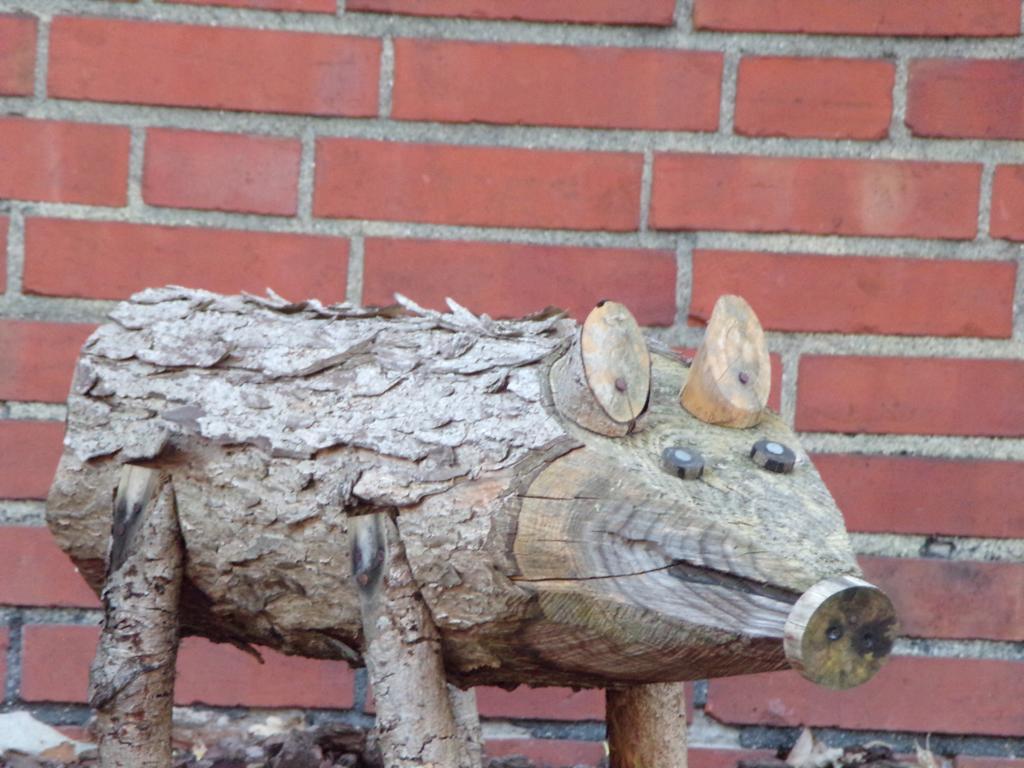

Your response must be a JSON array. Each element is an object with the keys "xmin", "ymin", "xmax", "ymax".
[{"xmin": 47, "ymin": 287, "xmax": 877, "ymax": 690}]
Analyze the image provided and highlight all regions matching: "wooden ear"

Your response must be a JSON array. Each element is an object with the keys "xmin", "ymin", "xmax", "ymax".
[
  {"xmin": 681, "ymin": 294, "xmax": 770, "ymax": 429},
  {"xmin": 550, "ymin": 301, "xmax": 651, "ymax": 436}
]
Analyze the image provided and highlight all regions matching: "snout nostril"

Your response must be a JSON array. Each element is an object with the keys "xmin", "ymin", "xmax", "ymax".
[{"xmin": 826, "ymin": 624, "xmax": 843, "ymax": 642}]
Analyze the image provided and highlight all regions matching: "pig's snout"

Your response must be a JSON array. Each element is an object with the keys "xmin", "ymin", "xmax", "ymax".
[{"xmin": 783, "ymin": 575, "xmax": 898, "ymax": 690}]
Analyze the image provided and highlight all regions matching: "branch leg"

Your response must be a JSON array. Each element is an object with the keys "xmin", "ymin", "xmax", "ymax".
[
  {"xmin": 449, "ymin": 685, "xmax": 483, "ymax": 766},
  {"xmin": 607, "ymin": 682, "xmax": 688, "ymax": 768},
  {"xmin": 351, "ymin": 511, "xmax": 480, "ymax": 768},
  {"xmin": 90, "ymin": 466, "xmax": 183, "ymax": 768}
]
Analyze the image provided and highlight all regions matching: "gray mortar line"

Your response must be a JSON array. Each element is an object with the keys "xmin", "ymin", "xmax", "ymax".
[
  {"xmin": 1, "ymin": 402, "xmax": 66, "ymax": 420},
  {"xmin": 851, "ymin": 532, "xmax": 1024, "ymax": 563},
  {"xmin": 0, "ymin": 293, "xmax": 116, "ymax": 323},
  {"xmin": 674, "ymin": 236, "xmax": 694, "ymax": 328},
  {"xmin": 1015, "ymin": 246, "xmax": 1024, "ymax": 343},
  {"xmin": 3, "ymin": 613, "xmax": 21, "ymax": 703},
  {"xmin": 378, "ymin": 35, "xmax": 394, "ymax": 118},
  {"xmin": 297, "ymin": 126, "xmax": 316, "ymax": 225},
  {"xmin": 896, "ymin": 638, "xmax": 1024, "ymax": 662},
  {"xmin": 6, "ymin": 0, "xmax": 1024, "ymax": 59},
  {"xmin": 718, "ymin": 47, "xmax": 738, "ymax": 135},
  {"xmin": 976, "ymin": 162, "xmax": 997, "ymax": 245},
  {"xmin": 638, "ymin": 149, "xmax": 654, "ymax": 234},
  {"xmin": 10, "ymin": 94, "xmax": 1024, "ymax": 167},
  {"xmin": 888, "ymin": 54, "xmax": 910, "ymax": 141},
  {"xmin": 0, "ymin": 501, "xmax": 47, "ymax": 526},
  {"xmin": 2, "ymin": 196, "xmax": 1019, "ymax": 267},
  {"xmin": 126, "ymin": 125, "xmax": 146, "ymax": 211},
  {"xmin": 6, "ymin": 209, "xmax": 25, "ymax": 296},
  {"xmin": 674, "ymin": 0, "xmax": 694, "ymax": 32},
  {"xmin": 18, "ymin": 607, "xmax": 101, "ymax": 625},
  {"xmin": 32, "ymin": 13, "xmax": 49, "ymax": 104},
  {"xmin": 346, "ymin": 234, "xmax": 364, "ymax": 305},
  {"xmin": 800, "ymin": 433, "xmax": 1024, "ymax": 461},
  {"xmin": 2, "ymin": 209, "xmax": 13, "ymax": 299},
  {"xmin": 779, "ymin": 349, "xmax": 799, "ymax": 426}
]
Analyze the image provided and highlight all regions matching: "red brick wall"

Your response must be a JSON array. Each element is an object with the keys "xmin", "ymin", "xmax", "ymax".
[{"xmin": 1, "ymin": 1, "xmax": 1022, "ymax": 765}]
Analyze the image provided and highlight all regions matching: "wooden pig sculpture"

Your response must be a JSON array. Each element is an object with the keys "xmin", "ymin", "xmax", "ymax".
[{"xmin": 46, "ymin": 287, "xmax": 897, "ymax": 768}]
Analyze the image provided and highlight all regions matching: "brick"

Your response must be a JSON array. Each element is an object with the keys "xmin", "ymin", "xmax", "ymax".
[
  {"xmin": 23, "ymin": 219, "xmax": 347, "ymax": 303},
  {"xmin": 908, "ymin": 59, "xmax": 1024, "ymax": 140},
  {"xmin": 991, "ymin": 165, "xmax": 1024, "ymax": 241},
  {"xmin": 706, "ymin": 656, "xmax": 1024, "ymax": 736},
  {"xmin": 0, "ymin": 528, "xmax": 98, "ymax": 608},
  {"xmin": 651, "ymin": 154, "xmax": 980, "ymax": 239},
  {"xmin": 476, "ymin": 686, "xmax": 605, "ymax": 721},
  {"xmin": 0, "ymin": 13, "xmax": 36, "ymax": 95},
  {"xmin": 392, "ymin": 39, "xmax": 721, "ymax": 132},
  {"xmin": 797, "ymin": 356, "xmax": 1024, "ymax": 436},
  {"xmin": 485, "ymin": 740, "xmax": 605, "ymax": 767},
  {"xmin": 0, "ymin": 321, "xmax": 96, "ymax": 403},
  {"xmin": 176, "ymin": 637, "xmax": 355, "ymax": 708},
  {"xmin": 958, "ymin": 759, "xmax": 1024, "ymax": 768},
  {"xmin": 48, "ymin": 17, "xmax": 379, "ymax": 116},
  {"xmin": 0, "ymin": 421, "xmax": 64, "ymax": 500},
  {"xmin": 21, "ymin": 625, "xmax": 354, "ymax": 708},
  {"xmin": 162, "ymin": 0, "xmax": 335, "ymax": 11},
  {"xmin": 693, "ymin": 0, "xmax": 1021, "ymax": 36},
  {"xmin": 859, "ymin": 556, "xmax": 1024, "ymax": 642},
  {"xmin": 348, "ymin": 0, "xmax": 676, "ymax": 25},
  {"xmin": 690, "ymin": 749, "xmax": 776, "ymax": 768},
  {"xmin": 315, "ymin": 139, "xmax": 642, "ymax": 231},
  {"xmin": 363, "ymin": 238, "xmax": 676, "ymax": 325},
  {"xmin": 814, "ymin": 454, "xmax": 1024, "ymax": 539},
  {"xmin": 735, "ymin": 57, "xmax": 893, "ymax": 140},
  {"xmin": 691, "ymin": 251, "xmax": 1015, "ymax": 338},
  {"xmin": 0, "ymin": 117, "xmax": 129, "ymax": 206},
  {"xmin": 144, "ymin": 128, "xmax": 302, "ymax": 216}
]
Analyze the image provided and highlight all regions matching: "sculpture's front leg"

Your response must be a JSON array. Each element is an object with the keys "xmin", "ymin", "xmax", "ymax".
[
  {"xmin": 90, "ymin": 465, "xmax": 183, "ymax": 768},
  {"xmin": 351, "ymin": 511, "xmax": 481, "ymax": 768}
]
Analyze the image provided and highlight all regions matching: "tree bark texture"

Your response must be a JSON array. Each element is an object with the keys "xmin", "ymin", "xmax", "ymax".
[
  {"xmin": 89, "ymin": 466, "xmax": 183, "ymax": 768},
  {"xmin": 352, "ymin": 511, "xmax": 480, "ymax": 767},
  {"xmin": 47, "ymin": 287, "xmax": 881, "ymax": 690},
  {"xmin": 607, "ymin": 683, "xmax": 688, "ymax": 768}
]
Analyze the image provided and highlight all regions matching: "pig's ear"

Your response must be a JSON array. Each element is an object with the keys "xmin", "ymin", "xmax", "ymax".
[
  {"xmin": 681, "ymin": 294, "xmax": 770, "ymax": 428},
  {"xmin": 550, "ymin": 300, "xmax": 651, "ymax": 436}
]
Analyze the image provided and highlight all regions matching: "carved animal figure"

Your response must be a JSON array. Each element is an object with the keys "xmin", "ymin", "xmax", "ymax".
[{"xmin": 46, "ymin": 287, "xmax": 897, "ymax": 768}]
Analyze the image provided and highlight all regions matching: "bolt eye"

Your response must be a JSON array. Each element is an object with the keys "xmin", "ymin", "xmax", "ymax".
[{"xmin": 661, "ymin": 445, "xmax": 705, "ymax": 480}]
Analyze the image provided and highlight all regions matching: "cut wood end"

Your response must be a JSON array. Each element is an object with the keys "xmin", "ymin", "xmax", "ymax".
[
  {"xmin": 784, "ymin": 575, "xmax": 898, "ymax": 690},
  {"xmin": 580, "ymin": 301, "xmax": 651, "ymax": 424},
  {"xmin": 681, "ymin": 294, "xmax": 770, "ymax": 429}
]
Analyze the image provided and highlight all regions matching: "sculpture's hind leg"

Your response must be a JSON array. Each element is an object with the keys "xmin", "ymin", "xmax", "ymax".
[
  {"xmin": 607, "ymin": 682, "xmax": 688, "ymax": 768},
  {"xmin": 90, "ymin": 466, "xmax": 183, "ymax": 768},
  {"xmin": 351, "ymin": 511, "xmax": 481, "ymax": 768}
]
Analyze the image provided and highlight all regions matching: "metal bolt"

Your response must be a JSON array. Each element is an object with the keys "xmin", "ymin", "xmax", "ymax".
[
  {"xmin": 750, "ymin": 438, "xmax": 796, "ymax": 474},
  {"xmin": 826, "ymin": 624, "xmax": 844, "ymax": 642},
  {"xmin": 662, "ymin": 445, "xmax": 705, "ymax": 480},
  {"xmin": 738, "ymin": 371, "xmax": 750, "ymax": 385},
  {"xmin": 614, "ymin": 377, "xmax": 628, "ymax": 392}
]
